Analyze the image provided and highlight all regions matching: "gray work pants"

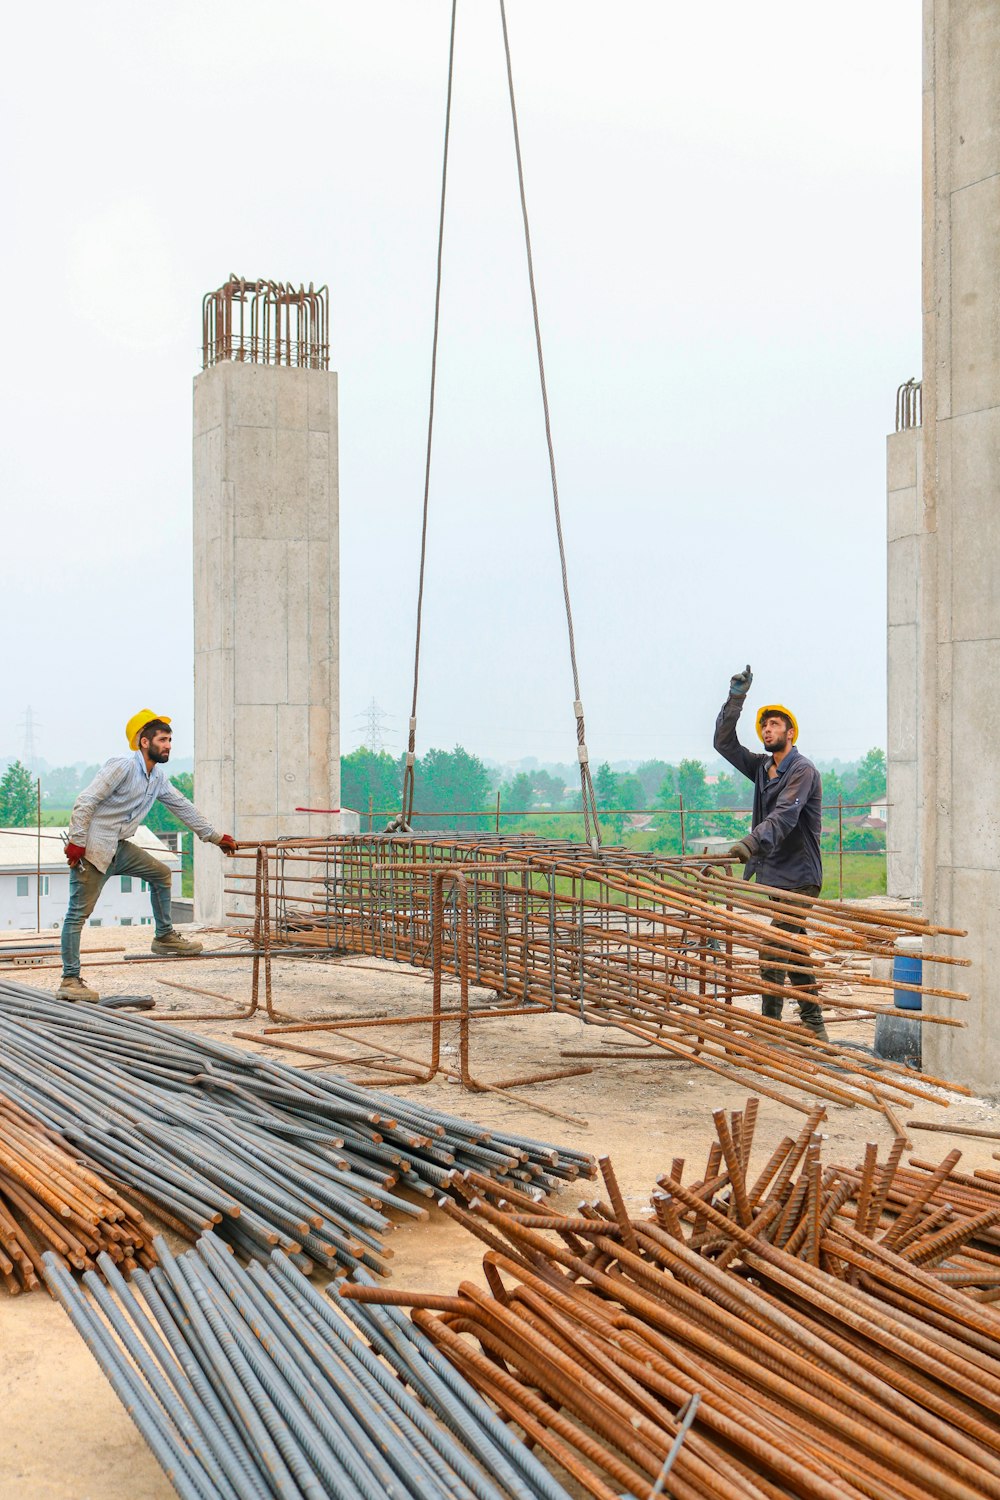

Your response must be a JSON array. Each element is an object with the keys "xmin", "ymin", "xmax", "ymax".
[
  {"xmin": 61, "ymin": 841, "xmax": 173, "ymax": 977},
  {"xmin": 760, "ymin": 883, "xmax": 827, "ymax": 1037}
]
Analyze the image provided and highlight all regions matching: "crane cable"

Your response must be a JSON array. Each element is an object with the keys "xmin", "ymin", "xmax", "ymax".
[
  {"xmin": 395, "ymin": 0, "xmax": 602, "ymax": 853},
  {"xmin": 394, "ymin": 0, "xmax": 457, "ymax": 836}
]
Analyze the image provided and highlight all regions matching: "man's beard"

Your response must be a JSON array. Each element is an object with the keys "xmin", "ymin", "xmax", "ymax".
[
  {"xmin": 148, "ymin": 745, "xmax": 171, "ymax": 764},
  {"xmin": 768, "ymin": 732, "xmax": 788, "ymax": 754}
]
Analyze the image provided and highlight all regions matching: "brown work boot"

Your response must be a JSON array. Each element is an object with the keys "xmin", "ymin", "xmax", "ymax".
[
  {"xmin": 150, "ymin": 931, "xmax": 204, "ymax": 958},
  {"xmin": 56, "ymin": 974, "xmax": 100, "ymax": 1003}
]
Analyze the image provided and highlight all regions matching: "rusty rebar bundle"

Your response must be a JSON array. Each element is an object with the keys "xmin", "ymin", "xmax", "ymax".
[
  {"xmin": 0, "ymin": 1092, "xmax": 154, "ymax": 1294},
  {"xmin": 650, "ymin": 1099, "xmax": 1000, "ymax": 1293},
  {"xmin": 344, "ymin": 1099, "xmax": 1000, "ymax": 1500},
  {"xmin": 227, "ymin": 833, "xmax": 971, "ymax": 1115}
]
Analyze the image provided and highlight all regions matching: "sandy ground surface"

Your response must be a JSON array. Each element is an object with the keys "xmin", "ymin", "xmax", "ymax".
[{"xmin": 2, "ymin": 922, "xmax": 999, "ymax": 1499}]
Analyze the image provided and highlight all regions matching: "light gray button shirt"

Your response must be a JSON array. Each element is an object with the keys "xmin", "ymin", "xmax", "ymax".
[{"xmin": 68, "ymin": 752, "xmax": 220, "ymax": 873}]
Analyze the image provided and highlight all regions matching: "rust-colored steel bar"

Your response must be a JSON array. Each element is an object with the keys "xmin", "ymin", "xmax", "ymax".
[
  {"xmin": 202, "ymin": 275, "xmax": 329, "ymax": 369},
  {"xmin": 226, "ymin": 832, "xmax": 972, "ymax": 1114},
  {"xmin": 356, "ymin": 1097, "xmax": 1000, "ymax": 1500},
  {"xmin": 907, "ymin": 1121, "xmax": 1000, "ymax": 1142},
  {"xmin": 0, "ymin": 1093, "xmax": 155, "ymax": 1293}
]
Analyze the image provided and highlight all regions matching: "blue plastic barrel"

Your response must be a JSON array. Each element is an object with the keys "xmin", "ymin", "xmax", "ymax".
[{"xmin": 893, "ymin": 942, "xmax": 923, "ymax": 1011}]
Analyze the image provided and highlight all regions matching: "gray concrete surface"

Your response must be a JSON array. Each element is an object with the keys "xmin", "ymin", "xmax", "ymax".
[
  {"xmin": 886, "ymin": 424, "xmax": 922, "ymax": 902},
  {"xmin": 192, "ymin": 361, "xmax": 341, "ymax": 923},
  {"xmin": 888, "ymin": 1, "xmax": 1000, "ymax": 1094}
]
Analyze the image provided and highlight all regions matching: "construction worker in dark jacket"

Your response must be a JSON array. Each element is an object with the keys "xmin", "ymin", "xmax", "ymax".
[{"xmin": 713, "ymin": 664, "xmax": 829, "ymax": 1042}]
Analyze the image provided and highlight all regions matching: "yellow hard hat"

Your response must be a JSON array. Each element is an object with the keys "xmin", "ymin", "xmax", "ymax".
[
  {"xmin": 756, "ymin": 704, "xmax": 798, "ymax": 743},
  {"xmin": 126, "ymin": 709, "xmax": 172, "ymax": 751}
]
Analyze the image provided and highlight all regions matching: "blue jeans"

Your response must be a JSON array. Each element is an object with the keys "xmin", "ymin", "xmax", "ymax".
[{"xmin": 61, "ymin": 841, "xmax": 173, "ymax": 977}]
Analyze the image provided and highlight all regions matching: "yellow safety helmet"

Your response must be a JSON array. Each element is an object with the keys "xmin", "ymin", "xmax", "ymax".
[
  {"xmin": 126, "ymin": 709, "xmax": 172, "ymax": 751},
  {"xmin": 756, "ymin": 704, "xmax": 798, "ymax": 743}
]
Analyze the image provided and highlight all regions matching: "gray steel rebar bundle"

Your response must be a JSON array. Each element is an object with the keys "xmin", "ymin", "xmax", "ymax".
[
  {"xmin": 0, "ymin": 979, "xmax": 593, "ymax": 1280},
  {"xmin": 44, "ymin": 1234, "xmax": 574, "ymax": 1500}
]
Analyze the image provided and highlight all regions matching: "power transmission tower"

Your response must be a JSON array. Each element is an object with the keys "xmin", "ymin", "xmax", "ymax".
[
  {"xmin": 19, "ymin": 705, "xmax": 40, "ymax": 774},
  {"xmin": 364, "ymin": 698, "xmax": 388, "ymax": 755}
]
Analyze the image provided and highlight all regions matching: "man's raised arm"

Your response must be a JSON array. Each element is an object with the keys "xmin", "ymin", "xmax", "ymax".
[{"xmin": 714, "ymin": 664, "xmax": 764, "ymax": 782}]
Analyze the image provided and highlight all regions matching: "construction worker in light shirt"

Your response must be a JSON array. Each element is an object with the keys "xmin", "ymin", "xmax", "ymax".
[
  {"xmin": 56, "ymin": 710, "xmax": 236, "ymax": 1003},
  {"xmin": 713, "ymin": 665, "xmax": 829, "ymax": 1043}
]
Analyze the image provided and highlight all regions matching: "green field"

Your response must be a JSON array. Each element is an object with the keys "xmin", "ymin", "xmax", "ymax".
[{"xmin": 820, "ymin": 851, "xmax": 886, "ymax": 900}]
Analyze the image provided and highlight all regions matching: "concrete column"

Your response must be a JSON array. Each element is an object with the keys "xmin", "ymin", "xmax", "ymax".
[
  {"xmin": 192, "ymin": 362, "xmax": 340, "ymax": 923},
  {"xmin": 919, "ymin": 0, "xmax": 1000, "ymax": 1092},
  {"xmin": 886, "ymin": 425, "xmax": 922, "ymax": 900}
]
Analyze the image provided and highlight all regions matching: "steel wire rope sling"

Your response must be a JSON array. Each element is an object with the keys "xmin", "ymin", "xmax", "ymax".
[{"xmin": 392, "ymin": 0, "xmax": 603, "ymax": 852}]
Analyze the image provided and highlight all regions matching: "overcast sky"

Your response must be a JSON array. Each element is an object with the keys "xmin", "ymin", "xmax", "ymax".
[{"xmin": 1, "ymin": 2, "xmax": 920, "ymax": 771}]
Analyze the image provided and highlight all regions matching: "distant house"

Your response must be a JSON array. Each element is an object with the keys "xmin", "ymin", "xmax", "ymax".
[
  {"xmin": 865, "ymin": 797, "xmax": 888, "ymax": 831},
  {"xmin": 0, "ymin": 826, "xmax": 182, "ymax": 932}
]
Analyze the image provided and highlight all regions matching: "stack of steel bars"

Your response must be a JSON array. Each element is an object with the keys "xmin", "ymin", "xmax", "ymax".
[
  {"xmin": 341, "ymin": 1103, "xmax": 1000, "ymax": 1500},
  {"xmin": 229, "ymin": 832, "xmax": 971, "ymax": 1115},
  {"xmin": 649, "ymin": 1098, "xmax": 1000, "ymax": 1295},
  {"xmin": 0, "ymin": 1091, "xmax": 154, "ymax": 1293},
  {"xmin": 0, "ymin": 979, "xmax": 593, "ymax": 1279},
  {"xmin": 44, "ymin": 1234, "xmax": 577, "ymax": 1500}
]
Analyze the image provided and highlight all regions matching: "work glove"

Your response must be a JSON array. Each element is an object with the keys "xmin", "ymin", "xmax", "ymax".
[
  {"xmin": 65, "ymin": 842, "xmax": 86, "ymax": 868},
  {"xmin": 217, "ymin": 834, "xmax": 237, "ymax": 855},
  {"xmin": 729, "ymin": 840, "xmax": 753, "ymax": 864},
  {"xmin": 729, "ymin": 663, "xmax": 753, "ymax": 697}
]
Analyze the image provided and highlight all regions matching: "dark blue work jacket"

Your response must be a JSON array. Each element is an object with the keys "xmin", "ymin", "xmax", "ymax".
[{"xmin": 713, "ymin": 694, "xmax": 823, "ymax": 891}]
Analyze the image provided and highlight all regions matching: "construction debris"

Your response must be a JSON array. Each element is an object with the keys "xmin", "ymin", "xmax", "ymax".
[
  {"xmin": 0, "ymin": 978, "xmax": 593, "ymax": 1281},
  {"xmin": 342, "ymin": 1100, "xmax": 1000, "ymax": 1500},
  {"xmin": 44, "ymin": 1234, "xmax": 577, "ymax": 1500},
  {"xmin": 229, "ymin": 833, "xmax": 971, "ymax": 1115},
  {"xmin": 0, "ymin": 1092, "xmax": 154, "ymax": 1294}
]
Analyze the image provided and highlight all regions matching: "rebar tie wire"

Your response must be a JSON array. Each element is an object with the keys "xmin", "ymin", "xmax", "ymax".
[{"xmin": 396, "ymin": 2, "xmax": 602, "ymax": 851}]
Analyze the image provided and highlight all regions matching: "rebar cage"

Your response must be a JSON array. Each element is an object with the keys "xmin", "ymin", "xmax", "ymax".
[{"xmin": 202, "ymin": 275, "xmax": 329, "ymax": 369}]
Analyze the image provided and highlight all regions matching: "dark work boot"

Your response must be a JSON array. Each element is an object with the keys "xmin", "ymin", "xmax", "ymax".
[{"xmin": 798, "ymin": 999, "xmax": 829, "ymax": 1043}]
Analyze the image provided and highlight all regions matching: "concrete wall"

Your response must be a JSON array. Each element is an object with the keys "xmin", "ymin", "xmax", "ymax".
[
  {"xmin": 886, "ymin": 425, "xmax": 922, "ymax": 900},
  {"xmin": 193, "ymin": 362, "xmax": 341, "ymax": 923},
  {"xmin": 919, "ymin": 0, "xmax": 1000, "ymax": 1094}
]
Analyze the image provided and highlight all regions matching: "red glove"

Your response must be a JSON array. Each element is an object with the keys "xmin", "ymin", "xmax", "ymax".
[
  {"xmin": 65, "ymin": 842, "xmax": 86, "ymax": 868},
  {"xmin": 218, "ymin": 834, "xmax": 237, "ymax": 855}
]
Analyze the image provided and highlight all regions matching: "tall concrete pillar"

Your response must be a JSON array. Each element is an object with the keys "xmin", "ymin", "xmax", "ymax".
[
  {"xmin": 917, "ymin": 1, "xmax": 1000, "ymax": 1092},
  {"xmin": 192, "ymin": 302, "xmax": 340, "ymax": 924},
  {"xmin": 886, "ymin": 412, "xmax": 923, "ymax": 901}
]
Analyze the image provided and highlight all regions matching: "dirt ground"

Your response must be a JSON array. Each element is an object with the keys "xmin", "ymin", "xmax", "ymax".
[{"xmin": 2, "ymin": 923, "xmax": 999, "ymax": 1499}]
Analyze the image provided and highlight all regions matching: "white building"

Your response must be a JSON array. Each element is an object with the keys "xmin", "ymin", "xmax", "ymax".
[
  {"xmin": 0, "ymin": 827, "xmax": 182, "ymax": 933},
  {"xmin": 868, "ymin": 797, "xmax": 888, "ymax": 831}
]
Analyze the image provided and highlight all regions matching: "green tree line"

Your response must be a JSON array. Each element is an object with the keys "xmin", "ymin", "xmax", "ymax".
[
  {"xmin": 14, "ymin": 744, "xmax": 887, "ymax": 832},
  {"xmin": 8, "ymin": 748, "xmax": 886, "ymax": 897},
  {"xmin": 339, "ymin": 744, "xmax": 888, "ymax": 844}
]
